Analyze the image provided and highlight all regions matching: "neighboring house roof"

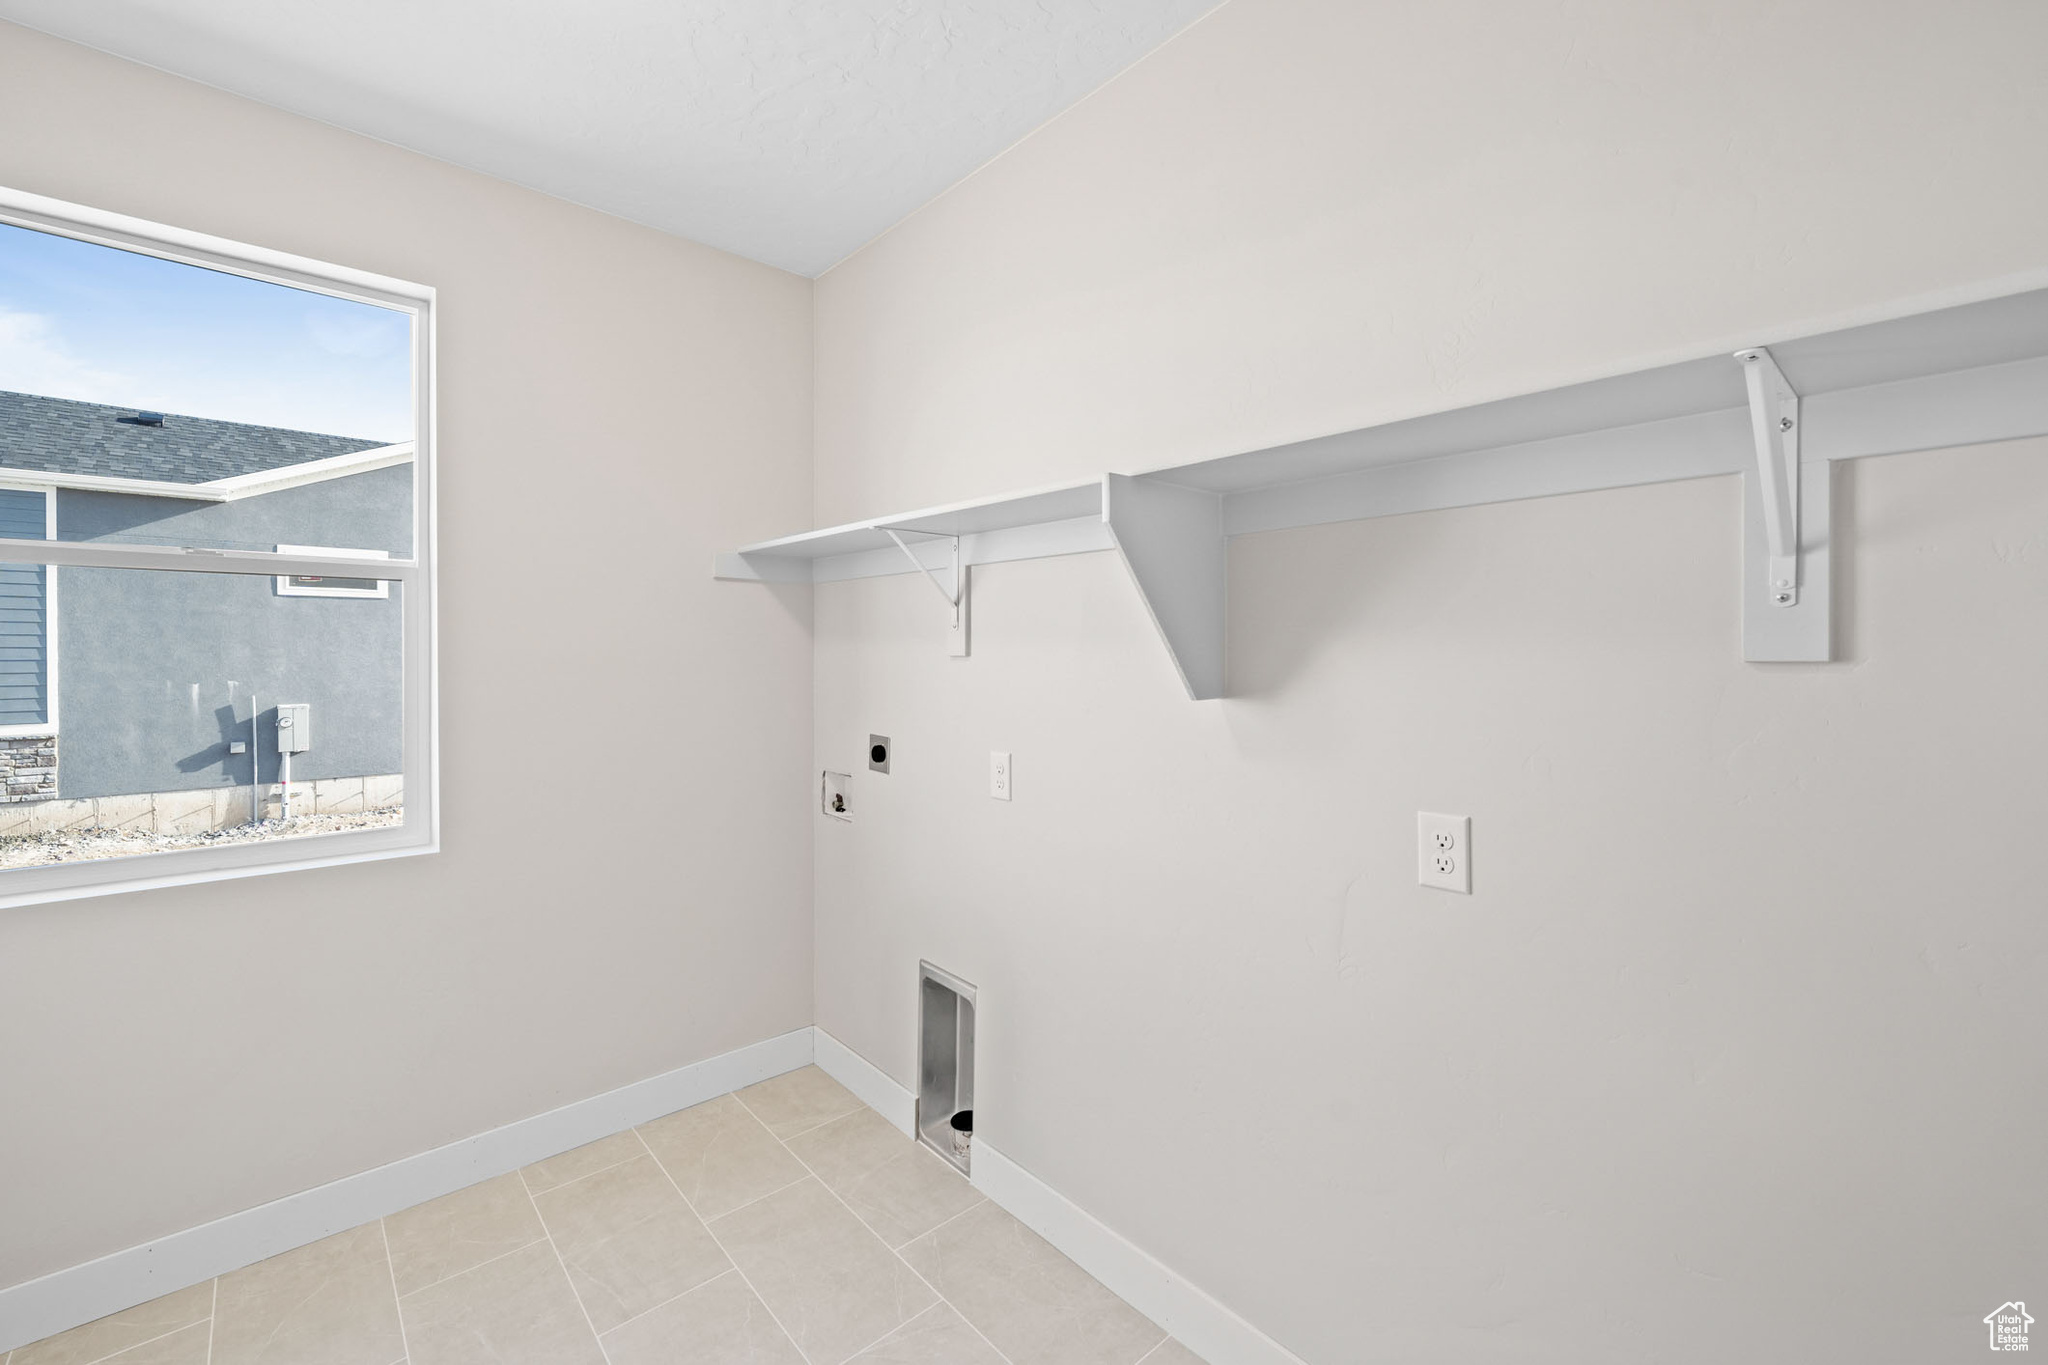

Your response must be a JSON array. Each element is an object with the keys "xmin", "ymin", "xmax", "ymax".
[
  {"xmin": 0, "ymin": 390, "xmax": 411, "ymax": 501},
  {"xmin": 0, "ymin": 389, "xmax": 383, "ymax": 482}
]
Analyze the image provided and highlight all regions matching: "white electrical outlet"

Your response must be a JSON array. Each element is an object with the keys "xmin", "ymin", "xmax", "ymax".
[
  {"xmin": 989, "ymin": 751, "xmax": 1012, "ymax": 801},
  {"xmin": 1418, "ymin": 812, "xmax": 1471, "ymax": 893}
]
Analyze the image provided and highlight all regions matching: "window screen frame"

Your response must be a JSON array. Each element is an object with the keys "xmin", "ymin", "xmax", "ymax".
[{"xmin": 0, "ymin": 183, "xmax": 439, "ymax": 909}]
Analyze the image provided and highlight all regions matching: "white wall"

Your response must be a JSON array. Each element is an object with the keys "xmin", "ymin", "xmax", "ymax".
[
  {"xmin": 0, "ymin": 24, "xmax": 814, "ymax": 1290},
  {"xmin": 812, "ymin": 1, "xmax": 2048, "ymax": 1360},
  {"xmin": 816, "ymin": 0, "xmax": 2048, "ymax": 518}
]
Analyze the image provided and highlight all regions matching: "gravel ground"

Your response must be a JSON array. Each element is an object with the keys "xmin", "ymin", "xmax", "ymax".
[{"xmin": 0, "ymin": 805, "xmax": 404, "ymax": 868}]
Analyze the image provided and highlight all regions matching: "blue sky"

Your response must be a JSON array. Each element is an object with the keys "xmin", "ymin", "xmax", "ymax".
[{"xmin": 0, "ymin": 222, "xmax": 412, "ymax": 442}]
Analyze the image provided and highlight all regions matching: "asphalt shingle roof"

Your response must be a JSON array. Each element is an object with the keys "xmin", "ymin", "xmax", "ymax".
[{"xmin": 0, "ymin": 390, "xmax": 386, "ymax": 484}]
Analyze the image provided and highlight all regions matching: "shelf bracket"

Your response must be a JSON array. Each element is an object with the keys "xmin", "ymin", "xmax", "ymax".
[
  {"xmin": 1737, "ymin": 346, "xmax": 1801, "ymax": 606},
  {"xmin": 1103, "ymin": 474, "xmax": 1226, "ymax": 699},
  {"xmin": 883, "ymin": 528, "xmax": 970, "ymax": 656},
  {"xmin": 1736, "ymin": 346, "xmax": 1830, "ymax": 662}
]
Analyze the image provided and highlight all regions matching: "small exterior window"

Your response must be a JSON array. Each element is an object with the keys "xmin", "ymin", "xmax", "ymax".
[{"xmin": 275, "ymin": 545, "xmax": 391, "ymax": 598}]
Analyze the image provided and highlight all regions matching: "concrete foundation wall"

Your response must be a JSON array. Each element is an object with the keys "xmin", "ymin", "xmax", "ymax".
[{"xmin": 0, "ymin": 773, "xmax": 401, "ymax": 838}]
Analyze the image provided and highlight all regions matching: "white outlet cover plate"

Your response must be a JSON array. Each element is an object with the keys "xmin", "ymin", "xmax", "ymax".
[
  {"xmin": 990, "ymin": 751, "xmax": 1012, "ymax": 801},
  {"xmin": 1418, "ymin": 812, "xmax": 1471, "ymax": 894}
]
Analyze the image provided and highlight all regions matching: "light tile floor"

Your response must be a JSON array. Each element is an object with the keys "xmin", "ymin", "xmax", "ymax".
[{"xmin": 10, "ymin": 1066, "xmax": 1206, "ymax": 1365}]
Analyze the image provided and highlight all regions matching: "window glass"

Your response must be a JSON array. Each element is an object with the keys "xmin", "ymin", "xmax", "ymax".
[
  {"xmin": 0, "ymin": 193, "xmax": 432, "ymax": 901},
  {"xmin": 0, "ymin": 562, "xmax": 404, "ymax": 870},
  {"xmin": 0, "ymin": 221, "xmax": 414, "ymax": 558}
]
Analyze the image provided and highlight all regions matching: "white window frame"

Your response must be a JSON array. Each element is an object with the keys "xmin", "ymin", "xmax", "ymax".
[
  {"xmin": 274, "ymin": 544, "xmax": 392, "ymax": 599},
  {"xmin": 0, "ymin": 183, "xmax": 438, "ymax": 910},
  {"xmin": 0, "ymin": 484, "xmax": 59, "ymax": 740}
]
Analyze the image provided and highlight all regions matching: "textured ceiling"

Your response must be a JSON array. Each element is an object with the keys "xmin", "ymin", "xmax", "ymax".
[{"xmin": 0, "ymin": 0, "xmax": 1220, "ymax": 275}]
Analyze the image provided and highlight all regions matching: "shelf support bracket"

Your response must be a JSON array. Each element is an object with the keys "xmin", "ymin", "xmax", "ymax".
[
  {"xmin": 883, "ymin": 528, "xmax": 970, "ymax": 656},
  {"xmin": 1738, "ymin": 345, "xmax": 1802, "ymax": 606},
  {"xmin": 1103, "ymin": 474, "xmax": 1226, "ymax": 699},
  {"xmin": 1735, "ymin": 346, "xmax": 1831, "ymax": 662}
]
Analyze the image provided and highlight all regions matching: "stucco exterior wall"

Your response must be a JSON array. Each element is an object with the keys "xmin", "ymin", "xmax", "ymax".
[{"xmin": 53, "ymin": 464, "xmax": 408, "ymax": 799}]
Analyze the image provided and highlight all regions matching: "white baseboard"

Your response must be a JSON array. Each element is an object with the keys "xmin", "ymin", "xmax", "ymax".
[
  {"xmin": 4, "ymin": 1025, "xmax": 1306, "ymax": 1365},
  {"xmin": 813, "ymin": 1026, "xmax": 917, "ymax": 1136},
  {"xmin": 812, "ymin": 1027, "xmax": 1307, "ymax": 1365},
  {"xmin": 0, "ymin": 1027, "xmax": 814, "ymax": 1353},
  {"xmin": 971, "ymin": 1143, "xmax": 1309, "ymax": 1365}
]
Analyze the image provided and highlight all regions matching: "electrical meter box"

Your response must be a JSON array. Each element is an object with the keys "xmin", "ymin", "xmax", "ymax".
[{"xmin": 276, "ymin": 703, "xmax": 311, "ymax": 754}]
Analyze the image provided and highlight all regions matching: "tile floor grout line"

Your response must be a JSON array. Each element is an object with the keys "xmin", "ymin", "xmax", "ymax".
[
  {"xmin": 751, "ymin": 1090, "xmax": 1020, "ymax": 1365},
  {"xmin": 832, "ymin": 1299, "xmax": 948, "ymax": 1362},
  {"xmin": 771, "ymin": 1098, "xmax": 1157, "ymax": 1365},
  {"xmin": 838, "ymin": 1094, "xmax": 1161, "ymax": 1365},
  {"xmin": 42, "ymin": 1314, "xmax": 212, "ymax": 1365},
  {"xmin": 752, "ymin": 1090, "xmax": 990, "ymax": 1247},
  {"xmin": 730, "ymin": 1088, "xmax": 834, "ymax": 1150},
  {"xmin": 593, "ymin": 1265, "xmax": 739, "ymax": 1338},
  {"xmin": 518, "ymin": 1163, "xmax": 619, "ymax": 1365},
  {"xmin": 389, "ymin": 1234, "xmax": 550, "ymax": 1300},
  {"xmin": 895, "ymin": 1190, "xmax": 991, "ymax": 1251},
  {"xmin": 538, "ymin": 1223, "xmax": 618, "ymax": 1365},
  {"xmin": 674, "ymin": 1166, "xmax": 814, "ymax": 1224},
  {"xmin": 205, "ymin": 1274, "xmax": 218, "ymax": 1365},
  {"xmin": 377, "ymin": 1218, "xmax": 413, "ymax": 1365},
  {"xmin": 523, "ymin": 1144, "xmax": 648, "ymax": 1199},
  {"xmin": 771, "ymin": 1103, "xmax": 868, "ymax": 1144},
  {"xmin": 629, "ymin": 1124, "xmax": 822, "ymax": 1365},
  {"xmin": 629, "ymin": 1104, "xmax": 811, "ymax": 1223},
  {"xmin": 1132, "ymin": 1334, "xmax": 1175, "ymax": 1364},
  {"xmin": 832, "ymin": 1193, "xmax": 1017, "ymax": 1365}
]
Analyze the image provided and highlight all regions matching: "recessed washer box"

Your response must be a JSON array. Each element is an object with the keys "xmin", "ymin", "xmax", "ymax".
[
  {"xmin": 820, "ymin": 771, "xmax": 851, "ymax": 821},
  {"xmin": 917, "ymin": 961, "xmax": 975, "ymax": 1176}
]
